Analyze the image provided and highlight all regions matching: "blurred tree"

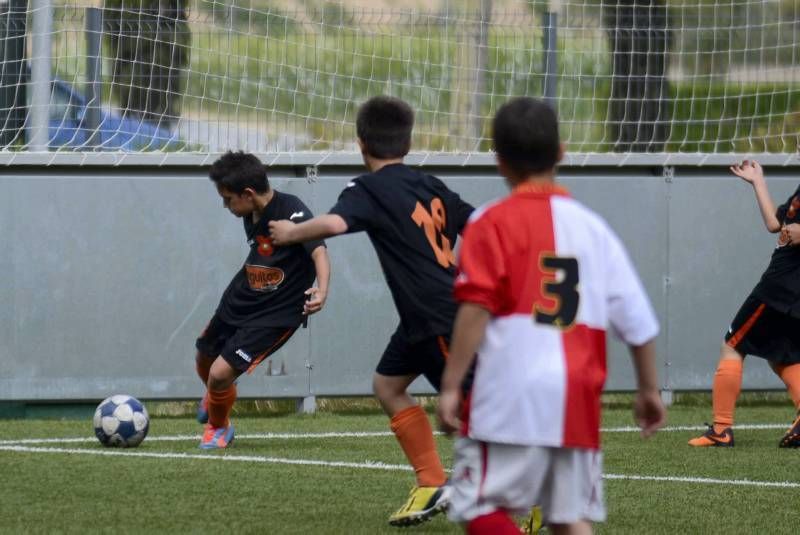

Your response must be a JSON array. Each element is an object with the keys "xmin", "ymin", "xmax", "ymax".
[
  {"xmin": 603, "ymin": 0, "xmax": 671, "ymax": 152},
  {"xmin": 103, "ymin": 0, "xmax": 190, "ymax": 127}
]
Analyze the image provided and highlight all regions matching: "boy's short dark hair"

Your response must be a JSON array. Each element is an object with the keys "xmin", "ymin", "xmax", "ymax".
[
  {"xmin": 356, "ymin": 96, "xmax": 414, "ymax": 159},
  {"xmin": 208, "ymin": 151, "xmax": 269, "ymax": 194},
  {"xmin": 492, "ymin": 97, "xmax": 560, "ymax": 176}
]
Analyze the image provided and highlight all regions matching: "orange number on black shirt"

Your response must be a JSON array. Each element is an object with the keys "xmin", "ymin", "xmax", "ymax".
[
  {"xmin": 411, "ymin": 197, "xmax": 455, "ymax": 268},
  {"xmin": 534, "ymin": 254, "xmax": 580, "ymax": 329}
]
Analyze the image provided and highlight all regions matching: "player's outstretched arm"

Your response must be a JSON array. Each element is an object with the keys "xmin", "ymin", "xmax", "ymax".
[
  {"xmin": 437, "ymin": 303, "xmax": 491, "ymax": 434},
  {"xmin": 304, "ymin": 245, "xmax": 330, "ymax": 316},
  {"xmin": 629, "ymin": 339, "xmax": 666, "ymax": 438},
  {"xmin": 730, "ymin": 160, "xmax": 781, "ymax": 233},
  {"xmin": 269, "ymin": 214, "xmax": 349, "ymax": 245}
]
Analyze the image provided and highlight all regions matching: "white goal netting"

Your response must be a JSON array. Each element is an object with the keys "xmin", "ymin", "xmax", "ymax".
[{"xmin": 0, "ymin": 0, "xmax": 799, "ymax": 163}]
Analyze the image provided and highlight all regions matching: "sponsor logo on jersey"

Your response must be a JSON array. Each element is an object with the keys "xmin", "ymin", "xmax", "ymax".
[
  {"xmin": 235, "ymin": 349, "xmax": 252, "ymax": 363},
  {"xmin": 255, "ymin": 235, "xmax": 275, "ymax": 257},
  {"xmin": 289, "ymin": 211, "xmax": 305, "ymax": 220},
  {"xmin": 245, "ymin": 264, "xmax": 285, "ymax": 292},
  {"xmin": 346, "ymin": 181, "xmax": 356, "ymax": 188}
]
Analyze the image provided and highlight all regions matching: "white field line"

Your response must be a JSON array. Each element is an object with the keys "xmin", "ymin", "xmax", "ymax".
[
  {"xmin": 0, "ymin": 445, "xmax": 411, "ymax": 471},
  {"xmin": 0, "ymin": 431, "xmax": 395, "ymax": 445},
  {"xmin": 1, "ymin": 444, "xmax": 799, "ymax": 489},
  {"xmin": 0, "ymin": 423, "xmax": 790, "ymax": 446}
]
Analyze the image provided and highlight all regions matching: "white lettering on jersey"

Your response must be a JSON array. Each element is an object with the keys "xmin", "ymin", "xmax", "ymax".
[{"xmin": 289, "ymin": 211, "xmax": 305, "ymax": 220}]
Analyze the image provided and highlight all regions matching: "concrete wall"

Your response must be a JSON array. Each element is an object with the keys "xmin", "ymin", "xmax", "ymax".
[{"xmin": 0, "ymin": 163, "xmax": 796, "ymax": 401}]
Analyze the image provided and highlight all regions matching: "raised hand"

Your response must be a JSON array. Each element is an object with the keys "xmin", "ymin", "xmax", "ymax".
[{"xmin": 729, "ymin": 159, "xmax": 764, "ymax": 185}]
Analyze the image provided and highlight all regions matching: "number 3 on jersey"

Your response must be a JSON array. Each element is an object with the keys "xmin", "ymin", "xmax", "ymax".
[
  {"xmin": 534, "ymin": 254, "xmax": 580, "ymax": 328},
  {"xmin": 411, "ymin": 198, "xmax": 455, "ymax": 268}
]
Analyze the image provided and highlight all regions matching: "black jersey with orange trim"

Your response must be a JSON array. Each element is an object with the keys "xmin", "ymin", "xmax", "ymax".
[
  {"xmin": 329, "ymin": 163, "xmax": 474, "ymax": 343},
  {"xmin": 217, "ymin": 190, "xmax": 325, "ymax": 327},
  {"xmin": 752, "ymin": 185, "xmax": 800, "ymax": 318}
]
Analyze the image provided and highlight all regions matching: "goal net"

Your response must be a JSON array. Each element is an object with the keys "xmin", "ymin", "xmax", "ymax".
[{"xmin": 1, "ymin": 0, "xmax": 799, "ymax": 163}]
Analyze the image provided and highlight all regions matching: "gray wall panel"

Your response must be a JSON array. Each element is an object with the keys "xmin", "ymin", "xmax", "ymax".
[
  {"xmin": 0, "ymin": 165, "xmax": 793, "ymax": 401},
  {"xmin": 563, "ymin": 173, "xmax": 669, "ymax": 390},
  {"xmin": 306, "ymin": 176, "xmax": 404, "ymax": 396},
  {"xmin": 667, "ymin": 171, "xmax": 798, "ymax": 390}
]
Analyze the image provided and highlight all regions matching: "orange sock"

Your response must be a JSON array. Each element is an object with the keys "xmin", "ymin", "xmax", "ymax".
[
  {"xmin": 712, "ymin": 358, "xmax": 743, "ymax": 432},
  {"xmin": 774, "ymin": 363, "xmax": 800, "ymax": 410},
  {"xmin": 390, "ymin": 405, "xmax": 447, "ymax": 487},
  {"xmin": 195, "ymin": 356, "xmax": 212, "ymax": 385},
  {"xmin": 207, "ymin": 384, "xmax": 237, "ymax": 428}
]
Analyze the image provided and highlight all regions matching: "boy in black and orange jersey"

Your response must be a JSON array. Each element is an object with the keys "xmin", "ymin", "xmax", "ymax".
[
  {"xmin": 689, "ymin": 160, "xmax": 800, "ymax": 448},
  {"xmin": 269, "ymin": 96, "xmax": 474, "ymax": 526},
  {"xmin": 195, "ymin": 151, "xmax": 330, "ymax": 449}
]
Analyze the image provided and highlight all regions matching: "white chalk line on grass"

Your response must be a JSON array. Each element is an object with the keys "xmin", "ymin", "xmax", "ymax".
[
  {"xmin": 603, "ymin": 474, "xmax": 800, "ymax": 489},
  {"xmin": 0, "ymin": 431, "xmax": 395, "ymax": 445},
  {"xmin": 0, "ymin": 445, "xmax": 413, "ymax": 471},
  {"xmin": 1, "ymin": 444, "xmax": 798, "ymax": 489},
  {"xmin": 0, "ymin": 423, "xmax": 790, "ymax": 446}
]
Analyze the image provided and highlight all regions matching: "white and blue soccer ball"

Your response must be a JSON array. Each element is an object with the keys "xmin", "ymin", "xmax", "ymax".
[{"xmin": 93, "ymin": 395, "xmax": 150, "ymax": 448}]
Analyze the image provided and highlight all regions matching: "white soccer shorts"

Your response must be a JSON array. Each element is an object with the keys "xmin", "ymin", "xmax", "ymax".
[{"xmin": 448, "ymin": 437, "xmax": 606, "ymax": 525}]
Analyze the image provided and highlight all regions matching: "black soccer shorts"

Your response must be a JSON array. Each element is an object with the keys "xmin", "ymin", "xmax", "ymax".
[
  {"xmin": 725, "ymin": 294, "xmax": 800, "ymax": 365},
  {"xmin": 196, "ymin": 313, "xmax": 297, "ymax": 374},
  {"xmin": 377, "ymin": 328, "xmax": 473, "ymax": 392}
]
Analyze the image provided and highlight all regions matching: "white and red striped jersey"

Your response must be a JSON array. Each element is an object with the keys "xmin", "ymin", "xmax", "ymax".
[{"xmin": 454, "ymin": 183, "xmax": 658, "ymax": 450}]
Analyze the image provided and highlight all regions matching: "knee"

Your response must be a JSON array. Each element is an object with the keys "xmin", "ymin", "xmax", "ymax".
[
  {"xmin": 719, "ymin": 342, "xmax": 743, "ymax": 362},
  {"xmin": 373, "ymin": 374, "xmax": 400, "ymax": 404},
  {"xmin": 207, "ymin": 361, "xmax": 236, "ymax": 391},
  {"xmin": 372, "ymin": 374, "xmax": 389, "ymax": 401},
  {"xmin": 207, "ymin": 374, "xmax": 231, "ymax": 391}
]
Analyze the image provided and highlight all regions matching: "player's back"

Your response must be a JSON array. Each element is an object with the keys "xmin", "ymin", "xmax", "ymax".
[
  {"xmin": 330, "ymin": 163, "xmax": 473, "ymax": 342},
  {"xmin": 456, "ymin": 183, "xmax": 657, "ymax": 448}
]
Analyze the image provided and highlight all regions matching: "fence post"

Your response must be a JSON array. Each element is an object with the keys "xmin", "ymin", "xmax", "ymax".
[
  {"xmin": 84, "ymin": 6, "xmax": 102, "ymax": 148},
  {"xmin": 29, "ymin": 0, "xmax": 52, "ymax": 151},
  {"xmin": 542, "ymin": 11, "xmax": 558, "ymax": 108}
]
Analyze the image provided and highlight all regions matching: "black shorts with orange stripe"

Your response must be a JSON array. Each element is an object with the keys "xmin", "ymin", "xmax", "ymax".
[
  {"xmin": 376, "ymin": 328, "xmax": 479, "ymax": 393},
  {"xmin": 725, "ymin": 293, "xmax": 800, "ymax": 365},
  {"xmin": 376, "ymin": 329, "xmax": 452, "ymax": 390},
  {"xmin": 196, "ymin": 313, "xmax": 297, "ymax": 374}
]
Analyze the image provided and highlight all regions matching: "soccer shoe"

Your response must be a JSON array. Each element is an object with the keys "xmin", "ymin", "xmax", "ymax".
[
  {"xmin": 688, "ymin": 423, "xmax": 734, "ymax": 447},
  {"xmin": 520, "ymin": 505, "xmax": 543, "ymax": 534},
  {"xmin": 199, "ymin": 423, "xmax": 235, "ymax": 450},
  {"xmin": 388, "ymin": 485, "xmax": 451, "ymax": 527},
  {"xmin": 196, "ymin": 393, "xmax": 209, "ymax": 424},
  {"xmin": 778, "ymin": 411, "xmax": 800, "ymax": 448}
]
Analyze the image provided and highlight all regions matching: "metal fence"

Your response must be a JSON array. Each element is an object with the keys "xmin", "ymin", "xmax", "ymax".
[{"xmin": 1, "ymin": 0, "xmax": 800, "ymax": 163}]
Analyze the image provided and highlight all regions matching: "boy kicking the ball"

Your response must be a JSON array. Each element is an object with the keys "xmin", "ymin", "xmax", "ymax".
[
  {"xmin": 194, "ymin": 151, "xmax": 330, "ymax": 449},
  {"xmin": 437, "ymin": 97, "xmax": 666, "ymax": 534},
  {"xmin": 268, "ymin": 96, "xmax": 474, "ymax": 526}
]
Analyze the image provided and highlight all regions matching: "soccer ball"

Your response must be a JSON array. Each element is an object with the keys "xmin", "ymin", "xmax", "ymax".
[{"xmin": 93, "ymin": 395, "xmax": 150, "ymax": 448}]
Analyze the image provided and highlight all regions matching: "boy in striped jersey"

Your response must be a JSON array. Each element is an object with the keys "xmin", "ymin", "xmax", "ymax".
[{"xmin": 438, "ymin": 97, "xmax": 666, "ymax": 535}]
